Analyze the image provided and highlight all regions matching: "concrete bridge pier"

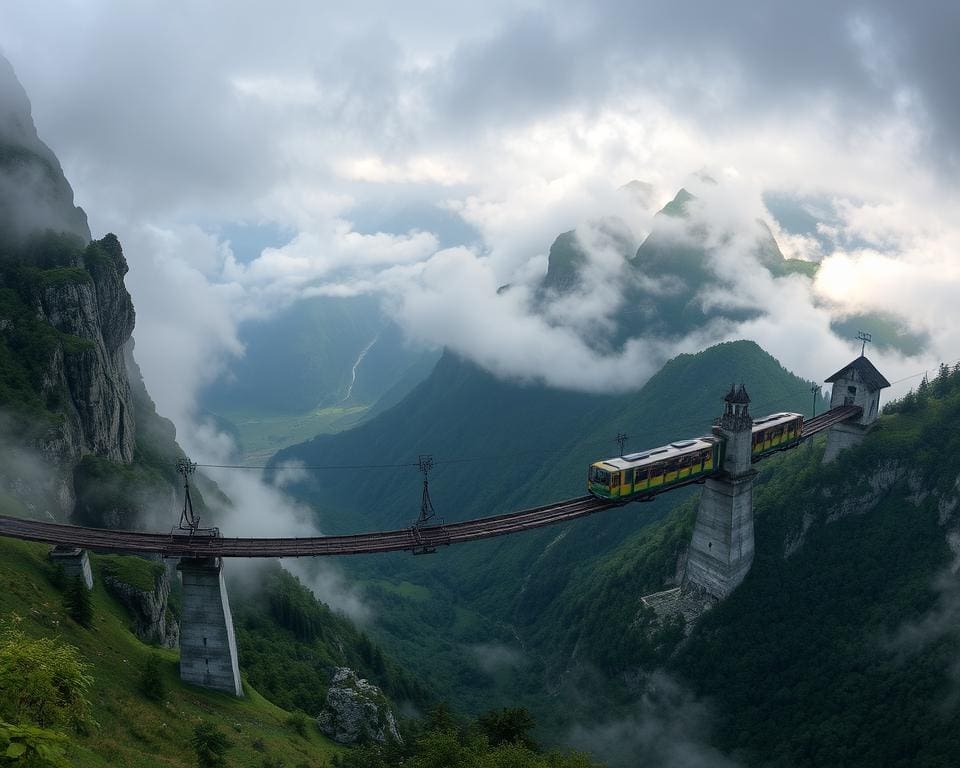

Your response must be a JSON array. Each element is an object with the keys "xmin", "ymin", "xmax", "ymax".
[
  {"xmin": 684, "ymin": 384, "xmax": 756, "ymax": 600},
  {"xmin": 177, "ymin": 556, "xmax": 243, "ymax": 697},
  {"xmin": 49, "ymin": 546, "xmax": 93, "ymax": 590}
]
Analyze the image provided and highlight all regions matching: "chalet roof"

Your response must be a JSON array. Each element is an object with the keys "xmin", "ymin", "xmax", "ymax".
[
  {"xmin": 824, "ymin": 355, "xmax": 891, "ymax": 390},
  {"xmin": 724, "ymin": 383, "xmax": 750, "ymax": 404}
]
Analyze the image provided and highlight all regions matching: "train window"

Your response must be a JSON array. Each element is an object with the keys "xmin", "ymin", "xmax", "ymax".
[
  {"xmin": 589, "ymin": 467, "xmax": 610, "ymax": 484},
  {"xmin": 611, "ymin": 473, "xmax": 620, "ymax": 486},
  {"xmin": 624, "ymin": 469, "xmax": 634, "ymax": 484}
]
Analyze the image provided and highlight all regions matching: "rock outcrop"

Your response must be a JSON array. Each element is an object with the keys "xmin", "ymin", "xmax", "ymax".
[
  {"xmin": 36, "ymin": 235, "xmax": 137, "ymax": 467},
  {"xmin": 101, "ymin": 558, "xmax": 179, "ymax": 648},
  {"xmin": 316, "ymin": 667, "xmax": 401, "ymax": 745}
]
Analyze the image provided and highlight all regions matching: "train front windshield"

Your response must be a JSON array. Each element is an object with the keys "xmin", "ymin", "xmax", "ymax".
[{"xmin": 589, "ymin": 467, "xmax": 611, "ymax": 485}]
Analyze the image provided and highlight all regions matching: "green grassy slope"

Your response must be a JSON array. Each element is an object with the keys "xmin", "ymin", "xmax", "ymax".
[{"xmin": 0, "ymin": 539, "xmax": 343, "ymax": 768}]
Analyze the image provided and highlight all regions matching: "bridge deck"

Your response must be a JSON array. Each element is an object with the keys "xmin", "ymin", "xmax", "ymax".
[
  {"xmin": 800, "ymin": 404, "xmax": 862, "ymax": 438},
  {"xmin": 0, "ymin": 496, "xmax": 620, "ymax": 557},
  {"xmin": 0, "ymin": 405, "xmax": 864, "ymax": 557}
]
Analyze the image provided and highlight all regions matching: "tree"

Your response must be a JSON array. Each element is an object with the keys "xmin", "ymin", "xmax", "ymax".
[
  {"xmin": 140, "ymin": 653, "xmax": 165, "ymax": 703},
  {"xmin": 476, "ymin": 707, "xmax": 537, "ymax": 750},
  {"xmin": 63, "ymin": 576, "xmax": 92, "ymax": 628},
  {"xmin": 0, "ymin": 628, "xmax": 92, "ymax": 733},
  {"xmin": 191, "ymin": 722, "xmax": 232, "ymax": 768}
]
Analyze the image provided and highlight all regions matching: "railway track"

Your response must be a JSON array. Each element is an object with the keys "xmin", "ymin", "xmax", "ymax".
[
  {"xmin": 0, "ymin": 405, "xmax": 862, "ymax": 558},
  {"xmin": 801, "ymin": 404, "xmax": 862, "ymax": 438},
  {"xmin": 0, "ymin": 495, "xmax": 619, "ymax": 558}
]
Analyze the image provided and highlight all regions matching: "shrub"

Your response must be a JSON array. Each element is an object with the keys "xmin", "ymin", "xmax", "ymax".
[
  {"xmin": 0, "ymin": 628, "xmax": 92, "ymax": 732},
  {"xmin": 140, "ymin": 653, "xmax": 165, "ymax": 703},
  {"xmin": 63, "ymin": 576, "xmax": 92, "ymax": 628},
  {"xmin": 191, "ymin": 722, "xmax": 232, "ymax": 768},
  {"xmin": 285, "ymin": 710, "xmax": 309, "ymax": 738}
]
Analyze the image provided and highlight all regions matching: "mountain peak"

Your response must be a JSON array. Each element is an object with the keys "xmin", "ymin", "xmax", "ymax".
[
  {"xmin": 0, "ymin": 53, "xmax": 90, "ymax": 245},
  {"xmin": 658, "ymin": 187, "xmax": 695, "ymax": 218}
]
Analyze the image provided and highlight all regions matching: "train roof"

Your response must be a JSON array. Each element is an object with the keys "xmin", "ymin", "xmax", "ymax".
[
  {"xmin": 752, "ymin": 412, "xmax": 802, "ymax": 429},
  {"xmin": 595, "ymin": 436, "xmax": 716, "ymax": 471}
]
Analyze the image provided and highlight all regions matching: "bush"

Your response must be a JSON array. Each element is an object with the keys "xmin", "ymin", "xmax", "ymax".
[
  {"xmin": 0, "ymin": 628, "xmax": 92, "ymax": 732},
  {"xmin": 285, "ymin": 710, "xmax": 309, "ymax": 738},
  {"xmin": 0, "ymin": 721, "xmax": 69, "ymax": 767},
  {"xmin": 140, "ymin": 653, "xmax": 165, "ymax": 703},
  {"xmin": 63, "ymin": 576, "xmax": 92, "ymax": 628},
  {"xmin": 191, "ymin": 722, "xmax": 232, "ymax": 768}
]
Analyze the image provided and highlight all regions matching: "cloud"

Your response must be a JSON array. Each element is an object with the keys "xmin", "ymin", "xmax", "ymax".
[
  {"xmin": 3, "ymin": 2, "xmax": 960, "ymax": 500},
  {"xmin": 467, "ymin": 642, "xmax": 527, "ymax": 675},
  {"xmin": 567, "ymin": 673, "xmax": 742, "ymax": 768},
  {"xmin": 178, "ymin": 415, "xmax": 373, "ymax": 623}
]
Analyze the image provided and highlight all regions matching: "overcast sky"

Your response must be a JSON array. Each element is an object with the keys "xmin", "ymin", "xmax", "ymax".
[{"xmin": 3, "ymin": 1, "xmax": 960, "ymax": 432}]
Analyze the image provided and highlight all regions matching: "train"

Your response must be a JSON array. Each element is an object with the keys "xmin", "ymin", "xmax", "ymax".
[{"xmin": 587, "ymin": 412, "xmax": 804, "ymax": 501}]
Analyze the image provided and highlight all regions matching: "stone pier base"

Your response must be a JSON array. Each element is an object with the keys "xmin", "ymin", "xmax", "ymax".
[
  {"xmin": 49, "ymin": 546, "xmax": 93, "ymax": 590},
  {"xmin": 684, "ymin": 472, "xmax": 756, "ymax": 600},
  {"xmin": 823, "ymin": 421, "xmax": 869, "ymax": 463},
  {"xmin": 177, "ymin": 557, "xmax": 243, "ymax": 697}
]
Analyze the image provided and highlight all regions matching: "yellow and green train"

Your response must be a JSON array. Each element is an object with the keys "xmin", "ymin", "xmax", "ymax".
[{"xmin": 587, "ymin": 412, "xmax": 803, "ymax": 501}]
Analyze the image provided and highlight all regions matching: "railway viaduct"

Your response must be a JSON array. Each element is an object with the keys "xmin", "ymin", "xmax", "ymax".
[{"xmin": 0, "ymin": 354, "xmax": 890, "ymax": 696}]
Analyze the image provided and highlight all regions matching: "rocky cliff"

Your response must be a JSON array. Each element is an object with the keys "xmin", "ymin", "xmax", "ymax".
[
  {"xmin": 101, "ymin": 556, "xmax": 180, "ymax": 648},
  {"xmin": 0, "ymin": 54, "xmax": 189, "ymax": 529}
]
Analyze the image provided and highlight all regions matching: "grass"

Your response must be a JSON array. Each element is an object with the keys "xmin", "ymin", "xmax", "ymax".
[
  {"xmin": 93, "ymin": 554, "xmax": 164, "ymax": 592},
  {"xmin": 0, "ymin": 538, "xmax": 345, "ymax": 767},
  {"xmin": 218, "ymin": 405, "xmax": 371, "ymax": 463}
]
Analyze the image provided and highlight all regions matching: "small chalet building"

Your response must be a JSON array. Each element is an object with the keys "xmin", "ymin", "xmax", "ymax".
[{"xmin": 822, "ymin": 355, "xmax": 891, "ymax": 461}]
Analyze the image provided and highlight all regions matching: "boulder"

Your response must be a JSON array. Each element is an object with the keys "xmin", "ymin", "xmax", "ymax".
[{"xmin": 316, "ymin": 667, "xmax": 401, "ymax": 745}]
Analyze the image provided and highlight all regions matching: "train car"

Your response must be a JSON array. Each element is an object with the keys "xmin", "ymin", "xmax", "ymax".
[
  {"xmin": 751, "ymin": 412, "xmax": 803, "ymax": 459},
  {"xmin": 587, "ymin": 436, "xmax": 720, "ymax": 501}
]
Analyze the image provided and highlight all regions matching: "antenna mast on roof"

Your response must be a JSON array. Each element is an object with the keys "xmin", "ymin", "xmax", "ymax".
[
  {"xmin": 616, "ymin": 432, "xmax": 629, "ymax": 457},
  {"xmin": 857, "ymin": 330, "xmax": 872, "ymax": 356}
]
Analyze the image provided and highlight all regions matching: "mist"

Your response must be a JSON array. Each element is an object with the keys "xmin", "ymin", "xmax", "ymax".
[{"xmin": 567, "ymin": 673, "xmax": 742, "ymax": 768}]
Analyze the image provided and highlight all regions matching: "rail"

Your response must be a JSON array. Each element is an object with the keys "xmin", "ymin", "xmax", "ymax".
[{"xmin": 0, "ymin": 405, "xmax": 863, "ymax": 558}]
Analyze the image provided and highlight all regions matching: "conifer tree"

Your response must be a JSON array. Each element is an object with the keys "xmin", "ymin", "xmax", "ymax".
[
  {"xmin": 64, "ymin": 576, "xmax": 92, "ymax": 628},
  {"xmin": 140, "ymin": 653, "xmax": 165, "ymax": 702}
]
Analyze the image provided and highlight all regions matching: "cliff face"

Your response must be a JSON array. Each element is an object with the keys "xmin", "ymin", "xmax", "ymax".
[
  {"xmin": 0, "ymin": 55, "xmax": 185, "ymax": 528},
  {"xmin": 36, "ymin": 235, "xmax": 137, "ymax": 465}
]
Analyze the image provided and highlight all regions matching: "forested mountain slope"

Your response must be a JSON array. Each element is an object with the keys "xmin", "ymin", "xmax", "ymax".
[
  {"xmin": 273, "ymin": 341, "xmax": 826, "ymax": 714},
  {"xmin": 542, "ymin": 365, "xmax": 960, "ymax": 765}
]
